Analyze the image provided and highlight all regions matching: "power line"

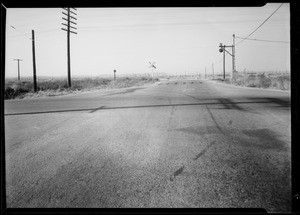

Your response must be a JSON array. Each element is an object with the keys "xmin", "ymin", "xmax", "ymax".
[
  {"xmin": 236, "ymin": 3, "xmax": 284, "ymax": 46},
  {"xmin": 235, "ymin": 36, "xmax": 289, "ymax": 44},
  {"xmin": 10, "ymin": 25, "xmax": 32, "ymax": 40}
]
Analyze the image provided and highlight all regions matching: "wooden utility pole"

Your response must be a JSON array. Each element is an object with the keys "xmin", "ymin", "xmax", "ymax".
[
  {"xmin": 233, "ymin": 34, "xmax": 236, "ymax": 72},
  {"xmin": 212, "ymin": 63, "xmax": 214, "ymax": 79},
  {"xmin": 32, "ymin": 30, "xmax": 37, "ymax": 92},
  {"xmin": 205, "ymin": 67, "xmax": 206, "ymax": 79},
  {"xmin": 13, "ymin": 59, "xmax": 22, "ymax": 81},
  {"xmin": 114, "ymin": 70, "xmax": 116, "ymax": 80},
  {"xmin": 61, "ymin": 7, "xmax": 77, "ymax": 88},
  {"xmin": 223, "ymin": 48, "xmax": 225, "ymax": 80}
]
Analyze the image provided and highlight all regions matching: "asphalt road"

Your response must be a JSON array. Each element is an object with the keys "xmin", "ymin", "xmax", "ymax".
[{"xmin": 4, "ymin": 79, "xmax": 291, "ymax": 211}]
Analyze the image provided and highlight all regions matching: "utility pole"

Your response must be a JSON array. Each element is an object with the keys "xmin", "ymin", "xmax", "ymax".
[
  {"xmin": 114, "ymin": 70, "xmax": 116, "ymax": 81},
  {"xmin": 13, "ymin": 59, "xmax": 22, "ymax": 81},
  {"xmin": 212, "ymin": 63, "xmax": 214, "ymax": 79},
  {"xmin": 205, "ymin": 67, "xmax": 206, "ymax": 79},
  {"xmin": 152, "ymin": 67, "xmax": 154, "ymax": 78},
  {"xmin": 232, "ymin": 34, "xmax": 236, "ymax": 73},
  {"xmin": 61, "ymin": 7, "xmax": 77, "ymax": 88},
  {"xmin": 32, "ymin": 30, "xmax": 37, "ymax": 92},
  {"xmin": 223, "ymin": 48, "xmax": 225, "ymax": 80}
]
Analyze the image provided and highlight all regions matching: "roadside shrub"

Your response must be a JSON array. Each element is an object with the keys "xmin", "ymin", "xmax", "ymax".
[
  {"xmin": 245, "ymin": 74, "xmax": 257, "ymax": 87},
  {"xmin": 5, "ymin": 76, "xmax": 159, "ymax": 99},
  {"xmin": 5, "ymin": 87, "xmax": 16, "ymax": 99},
  {"xmin": 234, "ymin": 76, "xmax": 246, "ymax": 86},
  {"xmin": 222, "ymin": 71, "xmax": 290, "ymax": 91},
  {"xmin": 277, "ymin": 75, "xmax": 290, "ymax": 90},
  {"xmin": 4, "ymin": 86, "xmax": 30, "ymax": 99},
  {"xmin": 270, "ymin": 80, "xmax": 278, "ymax": 88},
  {"xmin": 257, "ymin": 73, "xmax": 271, "ymax": 88},
  {"xmin": 38, "ymin": 80, "xmax": 68, "ymax": 90},
  {"xmin": 224, "ymin": 78, "xmax": 231, "ymax": 84}
]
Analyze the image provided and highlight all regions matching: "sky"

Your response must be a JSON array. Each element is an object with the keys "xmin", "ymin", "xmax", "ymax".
[{"xmin": 5, "ymin": 4, "xmax": 290, "ymax": 78}]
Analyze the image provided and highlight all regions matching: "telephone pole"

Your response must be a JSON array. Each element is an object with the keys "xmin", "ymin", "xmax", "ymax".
[
  {"xmin": 10, "ymin": 25, "xmax": 37, "ymax": 91},
  {"xmin": 114, "ymin": 70, "xmax": 116, "ymax": 81},
  {"xmin": 232, "ymin": 34, "xmax": 236, "ymax": 72},
  {"xmin": 61, "ymin": 7, "xmax": 77, "ymax": 88},
  {"xmin": 32, "ymin": 30, "xmax": 37, "ymax": 92},
  {"xmin": 13, "ymin": 59, "xmax": 22, "ymax": 81},
  {"xmin": 223, "ymin": 47, "xmax": 225, "ymax": 80},
  {"xmin": 212, "ymin": 63, "xmax": 214, "ymax": 79}
]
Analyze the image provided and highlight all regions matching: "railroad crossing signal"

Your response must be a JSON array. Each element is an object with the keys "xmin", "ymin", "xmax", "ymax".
[
  {"xmin": 219, "ymin": 43, "xmax": 234, "ymax": 80},
  {"xmin": 149, "ymin": 61, "xmax": 156, "ymax": 78}
]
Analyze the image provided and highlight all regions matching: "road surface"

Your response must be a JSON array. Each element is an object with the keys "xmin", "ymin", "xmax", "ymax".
[{"xmin": 5, "ymin": 79, "xmax": 291, "ymax": 211}]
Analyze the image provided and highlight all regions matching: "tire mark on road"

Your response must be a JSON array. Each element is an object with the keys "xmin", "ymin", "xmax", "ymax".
[
  {"xmin": 168, "ymin": 106, "xmax": 176, "ymax": 127},
  {"xmin": 90, "ymin": 106, "xmax": 105, "ymax": 113},
  {"xmin": 205, "ymin": 105, "xmax": 225, "ymax": 135},
  {"xmin": 193, "ymin": 140, "xmax": 216, "ymax": 160},
  {"xmin": 170, "ymin": 166, "xmax": 185, "ymax": 181}
]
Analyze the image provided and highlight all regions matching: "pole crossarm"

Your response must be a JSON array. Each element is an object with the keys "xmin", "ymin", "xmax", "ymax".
[
  {"xmin": 62, "ymin": 7, "xmax": 77, "ymax": 15},
  {"xmin": 62, "ymin": 11, "xmax": 68, "ymax": 16},
  {"xmin": 61, "ymin": 23, "xmax": 77, "ymax": 30},
  {"xmin": 70, "ymin": 10, "xmax": 77, "ymax": 16},
  {"xmin": 62, "ymin": 17, "xmax": 77, "ymax": 25},
  {"xmin": 70, "ymin": 15, "xmax": 77, "ymax": 20}
]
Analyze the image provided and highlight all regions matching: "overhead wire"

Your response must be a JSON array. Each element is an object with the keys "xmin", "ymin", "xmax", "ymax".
[
  {"xmin": 209, "ymin": 3, "xmax": 286, "ymax": 74},
  {"xmin": 235, "ymin": 36, "xmax": 289, "ymax": 44},
  {"xmin": 10, "ymin": 25, "xmax": 32, "ymax": 40},
  {"xmin": 235, "ymin": 3, "xmax": 284, "ymax": 46}
]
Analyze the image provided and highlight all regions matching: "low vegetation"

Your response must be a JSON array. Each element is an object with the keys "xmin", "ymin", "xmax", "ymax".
[
  {"xmin": 4, "ymin": 76, "xmax": 159, "ymax": 100},
  {"xmin": 221, "ymin": 72, "xmax": 290, "ymax": 91}
]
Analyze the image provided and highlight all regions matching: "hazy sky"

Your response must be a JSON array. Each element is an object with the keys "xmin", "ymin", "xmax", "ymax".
[{"xmin": 5, "ymin": 4, "xmax": 290, "ymax": 78}]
